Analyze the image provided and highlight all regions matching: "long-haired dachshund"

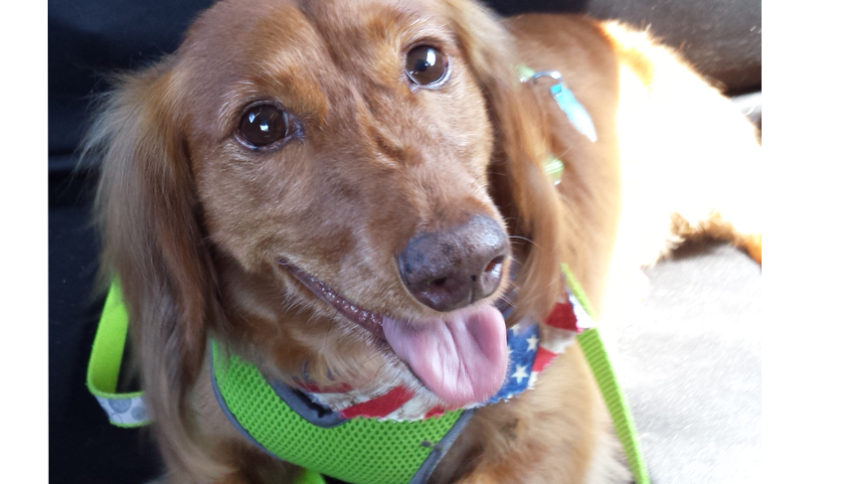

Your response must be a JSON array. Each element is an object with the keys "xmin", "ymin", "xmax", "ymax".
[{"xmin": 86, "ymin": 0, "xmax": 761, "ymax": 482}]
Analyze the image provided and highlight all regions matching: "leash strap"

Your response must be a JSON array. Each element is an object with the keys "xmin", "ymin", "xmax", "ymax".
[
  {"xmin": 578, "ymin": 329, "xmax": 650, "ymax": 484},
  {"xmin": 85, "ymin": 281, "xmax": 150, "ymax": 427},
  {"xmin": 520, "ymin": 62, "xmax": 649, "ymax": 482},
  {"xmin": 563, "ymin": 268, "xmax": 650, "ymax": 484}
]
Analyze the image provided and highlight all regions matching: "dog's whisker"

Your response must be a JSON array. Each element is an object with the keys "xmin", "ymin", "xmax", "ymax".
[
  {"xmin": 496, "ymin": 293, "xmax": 515, "ymax": 307},
  {"xmin": 508, "ymin": 234, "xmax": 535, "ymax": 246}
]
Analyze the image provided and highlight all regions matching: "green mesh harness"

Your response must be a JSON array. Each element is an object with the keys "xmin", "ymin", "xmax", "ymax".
[
  {"xmin": 88, "ymin": 268, "xmax": 649, "ymax": 483},
  {"xmin": 210, "ymin": 341, "xmax": 471, "ymax": 484}
]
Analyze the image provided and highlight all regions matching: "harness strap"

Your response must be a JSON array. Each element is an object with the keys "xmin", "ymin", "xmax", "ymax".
[
  {"xmin": 564, "ymin": 265, "xmax": 650, "ymax": 484},
  {"xmin": 85, "ymin": 281, "xmax": 149, "ymax": 427}
]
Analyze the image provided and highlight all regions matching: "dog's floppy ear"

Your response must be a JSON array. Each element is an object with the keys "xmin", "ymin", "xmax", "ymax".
[
  {"xmin": 444, "ymin": 0, "xmax": 564, "ymax": 319},
  {"xmin": 86, "ymin": 62, "xmax": 221, "ymax": 475}
]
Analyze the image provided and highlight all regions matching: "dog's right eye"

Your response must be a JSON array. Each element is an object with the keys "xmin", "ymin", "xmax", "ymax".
[
  {"xmin": 236, "ymin": 103, "xmax": 301, "ymax": 150},
  {"xmin": 405, "ymin": 45, "xmax": 449, "ymax": 88}
]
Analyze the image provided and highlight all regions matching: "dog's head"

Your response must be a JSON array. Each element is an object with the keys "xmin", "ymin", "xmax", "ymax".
[{"xmin": 90, "ymin": 0, "xmax": 562, "ymax": 469}]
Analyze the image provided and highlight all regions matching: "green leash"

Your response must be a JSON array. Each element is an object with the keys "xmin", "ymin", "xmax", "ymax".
[
  {"xmin": 565, "ymin": 267, "xmax": 650, "ymax": 484},
  {"xmin": 522, "ymin": 62, "xmax": 650, "ymax": 481}
]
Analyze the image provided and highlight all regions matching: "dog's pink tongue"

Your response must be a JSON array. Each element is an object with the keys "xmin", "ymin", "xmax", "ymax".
[{"xmin": 382, "ymin": 304, "xmax": 507, "ymax": 408}]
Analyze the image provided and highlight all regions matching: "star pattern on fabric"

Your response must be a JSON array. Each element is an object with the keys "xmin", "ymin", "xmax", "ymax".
[
  {"xmin": 526, "ymin": 334, "xmax": 538, "ymax": 351},
  {"xmin": 511, "ymin": 365, "xmax": 529, "ymax": 384}
]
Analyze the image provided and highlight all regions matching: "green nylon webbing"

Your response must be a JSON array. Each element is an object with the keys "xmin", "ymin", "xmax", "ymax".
[
  {"xmin": 86, "ymin": 281, "xmax": 150, "ymax": 428},
  {"xmin": 562, "ymin": 264, "xmax": 650, "ymax": 484},
  {"xmin": 578, "ymin": 329, "xmax": 650, "ymax": 484},
  {"xmin": 295, "ymin": 468, "xmax": 327, "ymax": 484}
]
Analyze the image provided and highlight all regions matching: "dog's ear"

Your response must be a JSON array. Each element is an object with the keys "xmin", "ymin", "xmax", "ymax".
[
  {"xmin": 444, "ymin": 0, "xmax": 564, "ymax": 319},
  {"xmin": 86, "ymin": 62, "xmax": 220, "ymax": 475}
]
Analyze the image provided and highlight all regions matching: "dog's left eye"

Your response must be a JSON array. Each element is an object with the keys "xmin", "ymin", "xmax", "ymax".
[
  {"xmin": 236, "ymin": 103, "xmax": 302, "ymax": 150},
  {"xmin": 405, "ymin": 45, "xmax": 449, "ymax": 88}
]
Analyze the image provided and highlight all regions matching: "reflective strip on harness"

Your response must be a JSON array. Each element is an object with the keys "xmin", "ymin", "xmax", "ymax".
[{"xmin": 85, "ymin": 281, "xmax": 150, "ymax": 428}]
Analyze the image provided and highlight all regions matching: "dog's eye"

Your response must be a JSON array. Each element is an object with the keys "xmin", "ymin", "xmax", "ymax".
[
  {"xmin": 405, "ymin": 45, "xmax": 449, "ymax": 88},
  {"xmin": 236, "ymin": 103, "xmax": 301, "ymax": 150}
]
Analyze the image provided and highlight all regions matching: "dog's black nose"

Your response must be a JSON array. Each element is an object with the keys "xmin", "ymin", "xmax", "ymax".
[{"xmin": 397, "ymin": 215, "xmax": 509, "ymax": 312}]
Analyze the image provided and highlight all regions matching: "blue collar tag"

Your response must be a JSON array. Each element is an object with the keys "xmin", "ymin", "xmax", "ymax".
[
  {"xmin": 549, "ymin": 82, "xmax": 598, "ymax": 142},
  {"xmin": 519, "ymin": 67, "xmax": 598, "ymax": 143}
]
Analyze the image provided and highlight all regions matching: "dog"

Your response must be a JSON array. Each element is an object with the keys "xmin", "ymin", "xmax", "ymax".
[{"xmin": 85, "ymin": 0, "xmax": 761, "ymax": 482}]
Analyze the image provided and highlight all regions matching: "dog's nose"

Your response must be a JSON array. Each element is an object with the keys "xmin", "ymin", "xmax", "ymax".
[{"xmin": 397, "ymin": 215, "xmax": 510, "ymax": 312}]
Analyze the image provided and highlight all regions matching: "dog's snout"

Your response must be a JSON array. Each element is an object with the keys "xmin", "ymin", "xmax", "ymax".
[{"xmin": 397, "ymin": 215, "xmax": 509, "ymax": 312}]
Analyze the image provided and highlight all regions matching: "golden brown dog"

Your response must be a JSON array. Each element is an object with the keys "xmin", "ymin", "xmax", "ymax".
[{"xmin": 86, "ymin": 0, "xmax": 761, "ymax": 482}]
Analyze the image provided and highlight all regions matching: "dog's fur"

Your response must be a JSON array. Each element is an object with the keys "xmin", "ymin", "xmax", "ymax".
[{"xmin": 86, "ymin": 0, "xmax": 761, "ymax": 482}]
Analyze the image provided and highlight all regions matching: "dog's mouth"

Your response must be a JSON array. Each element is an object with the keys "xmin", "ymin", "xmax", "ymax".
[{"xmin": 278, "ymin": 259, "xmax": 508, "ymax": 408}]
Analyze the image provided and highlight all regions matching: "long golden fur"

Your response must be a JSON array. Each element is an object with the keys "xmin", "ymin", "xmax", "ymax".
[{"xmin": 86, "ymin": 0, "xmax": 761, "ymax": 482}]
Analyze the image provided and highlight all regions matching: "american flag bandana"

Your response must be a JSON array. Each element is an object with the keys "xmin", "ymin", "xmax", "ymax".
[{"xmin": 295, "ymin": 288, "xmax": 595, "ymax": 422}]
